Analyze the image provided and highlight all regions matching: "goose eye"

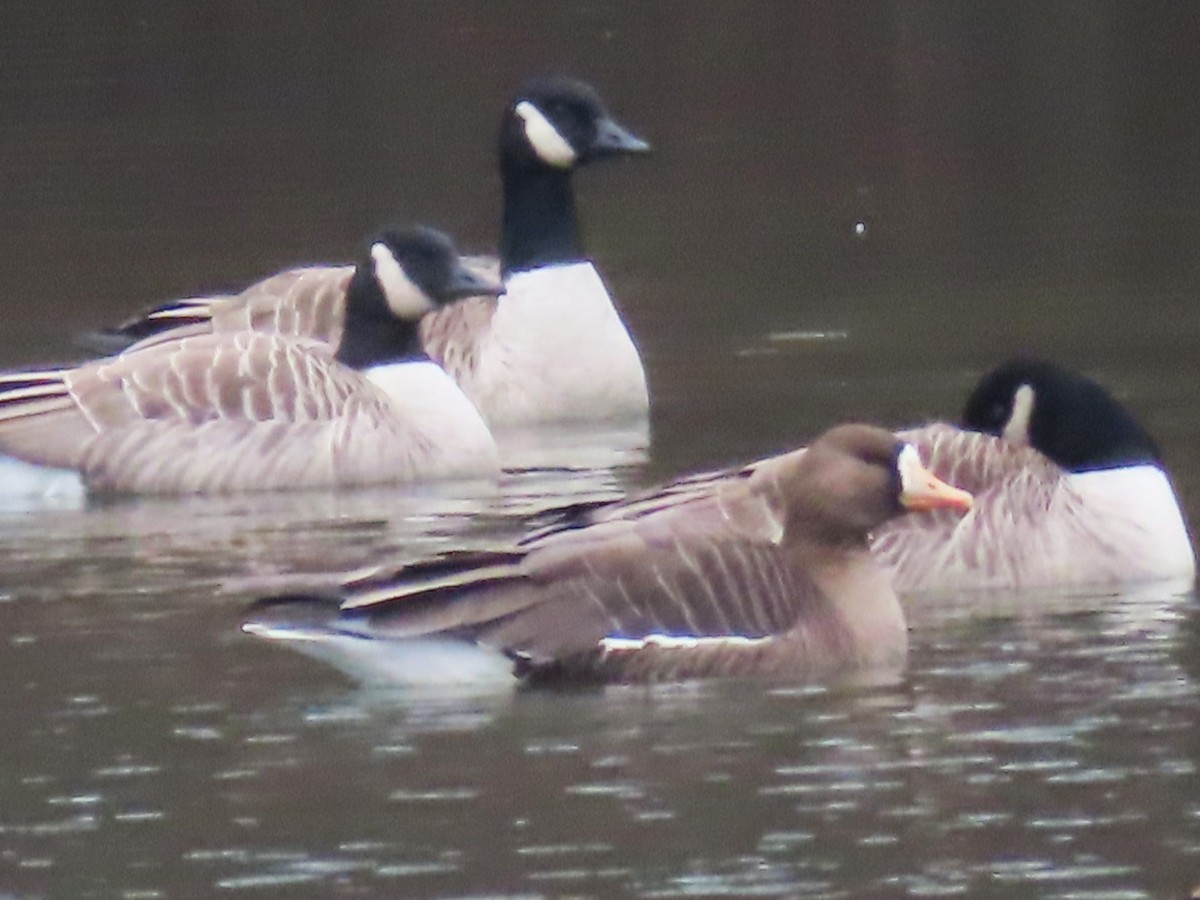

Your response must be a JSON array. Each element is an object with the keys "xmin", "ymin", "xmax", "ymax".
[{"xmin": 547, "ymin": 100, "xmax": 586, "ymax": 127}]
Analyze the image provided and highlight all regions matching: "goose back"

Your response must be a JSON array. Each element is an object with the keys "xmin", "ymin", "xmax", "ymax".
[
  {"xmin": 872, "ymin": 423, "xmax": 1195, "ymax": 592},
  {"xmin": 0, "ymin": 332, "xmax": 497, "ymax": 493}
]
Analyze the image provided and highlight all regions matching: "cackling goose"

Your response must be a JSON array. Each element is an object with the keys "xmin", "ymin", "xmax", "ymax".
[
  {"xmin": 560, "ymin": 359, "xmax": 1195, "ymax": 594},
  {"xmin": 0, "ymin": 225, "xmax": 502, "ymax": 495},
  {"xmin": 873, "ymin": 358, "xmax": 1195, "ymax": 593},
  {"xmin": 81, "ymin": 77, "xmax": 653, "ymax": 428}
]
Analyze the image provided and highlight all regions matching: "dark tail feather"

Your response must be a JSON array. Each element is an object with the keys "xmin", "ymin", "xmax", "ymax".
[
  {"xmin": 75, "ymin": 300, "xmax": 216, "ymax": 356},
  {"xmin": 246, "ymin": 592, "xmax": 344, "ymax": 628},
  {"xmin": 74, "ymin": 328, "xmax": 139, "ymax": 357}
]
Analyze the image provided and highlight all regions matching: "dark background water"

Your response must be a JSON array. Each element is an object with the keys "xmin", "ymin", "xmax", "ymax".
[{"xmin": 1, "ymin": 2, "xmax": 1199, "ymax": 897}]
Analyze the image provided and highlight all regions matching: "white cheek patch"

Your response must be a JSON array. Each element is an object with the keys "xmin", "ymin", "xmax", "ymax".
[
  {"xmin": 371, "ymin": 243, "xmax": 436, "ymax": 320},
  {"xmin": 896, "ymin": 444, "xmax": 926, "ymax": 496},
  {"xmin": 1002, "ymin": 384, "xmax": 1035, "ymax": 446},
  {"xmin": 515, "ymin": 100, "xmax": 577, "ymax": 168}
]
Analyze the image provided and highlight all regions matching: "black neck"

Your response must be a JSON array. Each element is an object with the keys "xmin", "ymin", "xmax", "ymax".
[
  {"xmin": 500, "ymin": 166, "xmax": 585, "ymax": 276},
  {"xmin": 334, "ymin": 268, "xmax": 429, "ymax": 369}
]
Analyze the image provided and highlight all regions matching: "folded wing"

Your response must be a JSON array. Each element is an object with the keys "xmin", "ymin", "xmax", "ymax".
[
  {"xmin": 0, "ymin": 332, "xmax": 415, "ymax": 492},
  {"xmin": 334, "ymin": 470, "xmax": 818, "ymax": 668}
]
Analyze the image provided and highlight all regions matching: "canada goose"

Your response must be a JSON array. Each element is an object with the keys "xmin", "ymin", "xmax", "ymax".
[
  {"xmin": 81, "ymin": 77, "xmax": 653, "ymax": 428},
  {"xmin": 873, "ymin": 358, "xmax": 1196, "ymax": 593},
  {"xmin": 243, "ymin": 425, "xmax": 974, "ymax": 686},
  {"xmin": 0, "ymin": 225, "xmax": 503, "ymax": 495},
  {"xmin": 543, "ymin": 359, "xmax": 1194, "ymax": 594}
]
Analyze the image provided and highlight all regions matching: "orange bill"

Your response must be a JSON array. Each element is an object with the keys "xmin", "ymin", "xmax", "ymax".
[{"xmin": 896, "ymin": 445, "xmax": 974, "ymax": 513}]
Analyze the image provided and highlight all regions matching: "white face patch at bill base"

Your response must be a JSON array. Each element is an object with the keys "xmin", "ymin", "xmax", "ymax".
[
  {"xmin": 371, "ymin": 243, "xmax": 436, "ymax": 320},
  {"xmin": 514, "ymin": 100, "xmax": 577, "ymax": 168},
  {"xmin": 1002, "ymin": 383, "xmax": 1035, "ymax": 446},
  {"xmin": 896, "ymin": 444, "xmax": 927, "ymax": 497},
  {"xmin": 599, "ymin": 634, "xmax": 771, "ymax": 654}
]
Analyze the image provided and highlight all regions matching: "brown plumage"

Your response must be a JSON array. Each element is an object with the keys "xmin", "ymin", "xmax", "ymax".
[
  {"xmin": 553, "ymin": 359, "xmax": 1195, "ymax": 595},
  {"xmin": 868, "ymin": 359, "xmax": 1194, "ymax": 593},
  {"xmin": 0, "ymin": 333, "xmax": 492, "ymax": 493},
  {"xmin": 113, "ymin": 258, "xmax": 500, "ymax": 356},
  {"xmin": 0, "ymin": 226, "xmax": 503, "ymax": 494},
  {"xmin": 148, "ymin": 265, "xmax": 357, "ymax": 348},
  {"xmin": 79, "ymin": 78, "xmax": 653, "ymax": 428},
  {"xmin": 872, "ymin": 423, "xmax": 1195, "ymax": 592},
  {"xmin": 250, "ymin": 424, "xmax": 972, "ymax": 684}
]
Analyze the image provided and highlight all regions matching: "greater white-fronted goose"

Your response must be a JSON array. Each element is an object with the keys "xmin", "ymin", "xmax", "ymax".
[
  {"xmin": 0, "ymin": 225, "xmax": 503, "ymax": 495},
  {"xmin": 243, "ymin": 425, "xmax": 973, "ymax": 685},
  {"xmin": 81, "ymin": 77, "xmax": 653, "ymax": 428},
  {"xmin": 873, "ymin": 358, "xmax": 1195, "ymax": 593}
]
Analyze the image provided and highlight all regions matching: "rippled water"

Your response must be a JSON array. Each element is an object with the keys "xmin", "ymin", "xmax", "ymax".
[
  {"xmin": 2, "ymin": 3, "xmax": 1200, "ymax": 898},
  {"xmin": 3, "ymin": 572, "xmax": 1198, "ymax": 897}
]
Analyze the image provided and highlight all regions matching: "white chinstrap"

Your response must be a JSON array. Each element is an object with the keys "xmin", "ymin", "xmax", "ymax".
[
  {"xmin": 370, "ymin": 243, "xmax": 436, "ymax": 320},
  {"xmin": 1003, "ymin": 383, "xmax": 1035, "ymax": 445},
  {"xmin": 515, "ymin": 100, "xmax": 577, "ymax": 168}
]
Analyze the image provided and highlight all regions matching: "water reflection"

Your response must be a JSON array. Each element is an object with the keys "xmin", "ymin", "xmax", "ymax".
[
  {"xmin": 3, "ymin": 573, "xmax": 1199, "ymax": 896},
  {"xmin": 204, "ymin": 603, "xmax": 1200, "ymax": 898},
  {"xmin": 0, "ymin": 439, "xmax": 647, "ymax": 597},
  {"xmin": 225, "ymin": 590, "xmax": 1183, "ymax": 895},
  {"xmin": 0, "ymin": 373, "xmax": 1195, "ymax": 900}
]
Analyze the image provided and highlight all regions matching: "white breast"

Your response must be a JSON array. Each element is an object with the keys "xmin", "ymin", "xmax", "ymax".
[
  {"xmin": 462, "ymin": 262, "xmax": 649, "ymax": 427},
  {"xmin": 1063, "ymin": 465, "xmax": 1195, "ymax": 585},
  {"xmin": 878, "ymin": 461, "xmax": 1196, "ymax": 595},
  {"xmin": 365, "ymin": 361, "xmax": 499, "ymax": 479}
]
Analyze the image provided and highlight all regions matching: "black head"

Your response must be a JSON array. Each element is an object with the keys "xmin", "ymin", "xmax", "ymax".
[
  {"xmin": 499, "ymin": 77, "xmax": 651, "ymax": 173},
  {"xmin": 337, "ymin": 224, "xmax": 502, "ymax": 370},
  {"xmin": 961, "ymin": 358, "xmax": 1162, "ymax": 471},
  {"xmin": 365, "ymin": 224, "xmax": 503, "ymax": 319}
]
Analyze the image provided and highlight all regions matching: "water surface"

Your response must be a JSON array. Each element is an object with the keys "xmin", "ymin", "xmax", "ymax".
[{"xmin": 2, "ymin": 3, "xmax": 1199, "ymax": 897}]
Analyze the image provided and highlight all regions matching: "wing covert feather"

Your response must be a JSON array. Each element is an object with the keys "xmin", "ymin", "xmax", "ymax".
[
  {"xmin": 343, "ymin": 474, "xmax": 819, "ymax": 662},
  {"xmin": 0, "ymin": 331, "xmax": 434, "ymax": 492},
  {"xmin": 873, "ymin": 424, "xmax": 1092, "ymax": 591}
]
